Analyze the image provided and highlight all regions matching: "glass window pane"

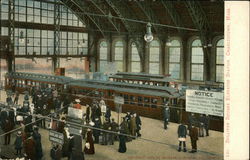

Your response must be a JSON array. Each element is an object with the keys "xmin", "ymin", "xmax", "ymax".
[
  {"xmin": 191, "ymin": 64, "xmax": 204, "ymax": 81},
  {"xmin": 131, "ymin": 62, "xmax": 140, "ymax": 73},
  {"xmin": 100, "ymin": 41, "xmax": 108, "ymax": 60},
  {"xmin": 169, "ymin": 48, "xmax": 180, "ymax": 63},
  {"xmin": 169, "ymin": 64, "xmax": 180, "ymax": 79},
  {"xmin": 216, "ymin": 66, "xmax": 224, "ymax": 82},
  {"xmin": 149, "ymin": 63, "xmax": 159, "ymax": 74}
]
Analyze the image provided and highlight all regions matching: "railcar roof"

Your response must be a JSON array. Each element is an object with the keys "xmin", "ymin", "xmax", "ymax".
[
  {"xmin": 69, "ymin": 79, "xmax": 178, "ymax": 94},
  {"xmin": 109, "ymin": 74, "xmax": 173, "ymax": 82},
  {"xmin": 6, "ymin": 72, "xmax": 181, "ymax": 98},
  {"xmin": 113, "ymin": 72, "xmax": 166, "ymax": 78},
  {"xmin": 6, "ymin": 72, "xmax": 73, "ymax": 84},
  {"xmin": 70, "ymin": 81, "xmax": 177, "ymax": 98}
]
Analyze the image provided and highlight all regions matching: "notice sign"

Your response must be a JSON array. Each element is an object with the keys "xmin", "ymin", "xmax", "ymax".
[{"xmin": 186, "ymin": 90, "xmax": 224, "ymax": 117}]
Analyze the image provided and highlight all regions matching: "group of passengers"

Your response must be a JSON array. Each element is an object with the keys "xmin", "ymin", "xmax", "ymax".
[{"xmin": 1, "ymin": 86, "xmax": 143, "ymax": 159}]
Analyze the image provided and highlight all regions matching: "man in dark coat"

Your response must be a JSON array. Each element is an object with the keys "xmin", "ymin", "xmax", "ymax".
[
  {"xmin": 102, "ymin": 119, "xmax": 111, "ymax": 145},
  {"xmin": 105, "ymin": 107, "xmax": 111, "ymax": 123},
  {"xmin": 189, "ymin": 125, "xmax": 199, "ymax": 153},
  {"xmin": 41, "ymin": 105, "xmax": 50, "ymax": 128},
  {"xmin": 204, "ymin": 114, "xmax": 210, "ymax": 136},
  {"xmin": 6, "ymin": 96, "xmax": 13, "ymax": 106},
  {"xmin": 0, "ymin": 109, "xmax": 8, "ymax": 129},
  {"xmin": 50, "ymin": 144, "xmax": 62, "ymax": 160},
  {"xmin": 118, "ymin": 130, "xmax": 127, "ymax": 153},
  {"xmin": 163, "ymin": 103, "xmax": 170, "ymax": 129},
  {"xmin": 177, "ymin": 122, "xmax": 187, "ymax": 152},
  {"xmin": 4, "ymin": 118, "xmax": 14, "ymax": 145},
  {"xmin": 9, "ymin": 108, "xmax": 15, "ymax": 124},
  {"xmin": 33, "ymin": 127, "xmax": 43, "ymax": 160},
  {"xmin": 68, "ymin": 134, "xmax": 75, "ymax": 159},
  {"xmin": 199, "ymin": 114, "xmax": 205, "ymax": 137},
  {"xmin": 135, "ymin": 113, "xmax": 142, "ymax": 137},
  {"xmin": 70, "ymin": 148, "xmax": 85, "ymax": 160},
  {"xmin": 93, "ymin": 118, "xmax": 101, "ymax": 143},
  {"xmin": 188, "ymin": 113, "xmax": 195, "ymax": 132},
  {"xmin": 86, "ymin": 104, "xmax": 91, "ymax": 123}
]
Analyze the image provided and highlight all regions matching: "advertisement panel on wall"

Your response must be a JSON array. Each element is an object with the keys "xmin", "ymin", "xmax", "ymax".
[{"xmin": 186, "ymin": 89, "xmax": 224, "ymax": 117}]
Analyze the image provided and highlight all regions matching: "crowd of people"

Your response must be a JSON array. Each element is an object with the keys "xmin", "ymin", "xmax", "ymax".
[
  {"xmin": 0, "ymin": 85, "xmax": 214, "ymax": 159},
  {"xmin": 0, "ymin": 86, "xmax": 143, "ymax": 159}
]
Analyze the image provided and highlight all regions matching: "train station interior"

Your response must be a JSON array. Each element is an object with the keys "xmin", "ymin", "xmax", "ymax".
[{"xmin": 0, "ymin": 0, "xmax": 231, "ymax": 160}]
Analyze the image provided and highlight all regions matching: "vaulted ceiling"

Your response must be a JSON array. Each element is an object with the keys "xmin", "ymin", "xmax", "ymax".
[{"xmin": 60, "ymin": 0, "xmax": 224, "ymax": 37}]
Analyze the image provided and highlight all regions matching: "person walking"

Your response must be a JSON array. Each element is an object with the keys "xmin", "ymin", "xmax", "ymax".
[
  {"xmin": 163, "ymin": 103, "xmax": 170, "ymax": 129},
  {"xmin": 189, "ymin": 125, "xmax": 199, "ymax": 153},
  {"xmin": 135, "ymin": 113, "xmax": 142, "ymax": 137},
  {"xmin": 118, "ymin": 130, "xmax": 127, "ymax": 153},
  {"xmin": 204, "ymin": 114, "xmax": 210, "ymax": 136},
  {"xmin": 177, "ymin": 122, "xmax": 187, "ymax": 152}
]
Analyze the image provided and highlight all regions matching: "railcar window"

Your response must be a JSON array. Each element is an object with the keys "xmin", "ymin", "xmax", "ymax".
[
  {"xmin": 138, "ymin": 96, "xmax": 143, "ymax": 106},
  {"xmin": 130, "ymin": 95, "xmax": 135, "ymax": 105},
  {"xmin": 124, "ymin": 95, "xmax": 129, "ymax": 104},
  {"xmin": 144, "ymin": 97, "xmax": 150, "ymax": 107},
  {"xmin": 151, "ymin": 98, "xmax": 157, "ymax": 108},
  {"xmin": 100, "ymin": 91, "xmax": 104, "ymax": 97}
]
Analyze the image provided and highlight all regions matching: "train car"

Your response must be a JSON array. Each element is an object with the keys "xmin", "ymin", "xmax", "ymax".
[
  {"xmin": 5, "ymin": 72, "xmax": 72, "ymax": 93},
  {"xmin": 67, "ymin": 79, "xmax": 180, "ymax": 120},
  {"xmin": 5, "ymin": 72, "xmax": 223, "ymax": 131},
  {"xmin": 5, "ymin": 72, "xmax": 181, "ymax": 120}
]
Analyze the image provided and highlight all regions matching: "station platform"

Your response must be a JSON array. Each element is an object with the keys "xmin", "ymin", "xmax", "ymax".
[{"xmin": 0, "ymin": 90, "xmax": 223, "ymax": 160}]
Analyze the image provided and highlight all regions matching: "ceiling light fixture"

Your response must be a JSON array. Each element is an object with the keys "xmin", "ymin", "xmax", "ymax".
[{"xmin": 144, "ymin": 23, "xmax": 153, "ymax": 43}]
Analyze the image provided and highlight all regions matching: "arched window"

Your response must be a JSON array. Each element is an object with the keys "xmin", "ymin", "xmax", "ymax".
[
  {"xmin": 216, "ymin": 39, "xmax": 224, "ymax": 82},
  {"xmin": 191, "ymin": 39, "xmax": 204, "ymax": 81},
  {"xmin": 99, "ymin": 41, "xmax": 108, "ymax": 72},
  {"xmin": 131, "ymin": 43, "xmax": 140, "ymax": 72},
  {"xmin": 149, "ymin": 40, "xmax": 160, "ymax": 74},
  {"xmin": 168, "ymin": 40, "xmax": 181, "ymax": 79},
  {"xmin": 114, "ymin": 41, "xmax": 124, "ymax": 72}
]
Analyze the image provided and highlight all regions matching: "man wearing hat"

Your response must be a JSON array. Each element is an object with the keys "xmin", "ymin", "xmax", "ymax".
[
  {"xmin": 189, "ymin": 124, "xmax": 199, "ymax": 153},
  {"xmin": 163, "ymin": 102, "xmax": 170, "ymax": 130},
  {"xmin": 74, "ymin": 99, "xmax": 81, "ymax": 109}
]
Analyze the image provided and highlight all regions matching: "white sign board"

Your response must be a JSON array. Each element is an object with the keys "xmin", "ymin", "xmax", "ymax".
[
  {"xmin": 186, "ymin": 90, "xmax": 224, "ymax": 117},
  {"xmin": 114, "ymin": 96, "xmax": 124, "ymax": 104},
  {"xmin": 68, "ymin": 107, "xmax": 83, "ymax": 119},
  {"xmin": 49, "ymin": 130, "xmax": 64, "ymax": 145}
]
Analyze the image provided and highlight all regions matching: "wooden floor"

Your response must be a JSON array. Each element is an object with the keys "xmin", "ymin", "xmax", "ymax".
[{"xmin": 0, "ymin": 90, "xmax": 224, "ymax": 160}]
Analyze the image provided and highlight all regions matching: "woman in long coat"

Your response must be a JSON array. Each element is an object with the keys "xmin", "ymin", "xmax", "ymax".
[
  {"xmin": 24, "ymin": 134, "xmax": 36, "ymax": 160},
  {"xmin": 118, "ymin": 131, "xmax": 127, "ymax": 153},
  {"xmin": 84, "ymin": 129, "xmax": 95, "ymax": 154}
]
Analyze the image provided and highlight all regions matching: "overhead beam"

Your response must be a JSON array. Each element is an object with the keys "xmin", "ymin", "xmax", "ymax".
[
  {"xmin": 61, "ymin": 0, "xmax": 105, "ymax": 37},
  {"xmin": 135, "ymin": 1, "xmax": 165, "ymax": 36},
  {"xmin": 161, "ymin": 1, "xmax": 184, "ymax": 34},
  {"xmin": 184, "ymin": 1, "xmax": 212, "ymax": 81},
  {"xmin": 88, "ymin": 0, "xmax": 120, "ymax": 32}
]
